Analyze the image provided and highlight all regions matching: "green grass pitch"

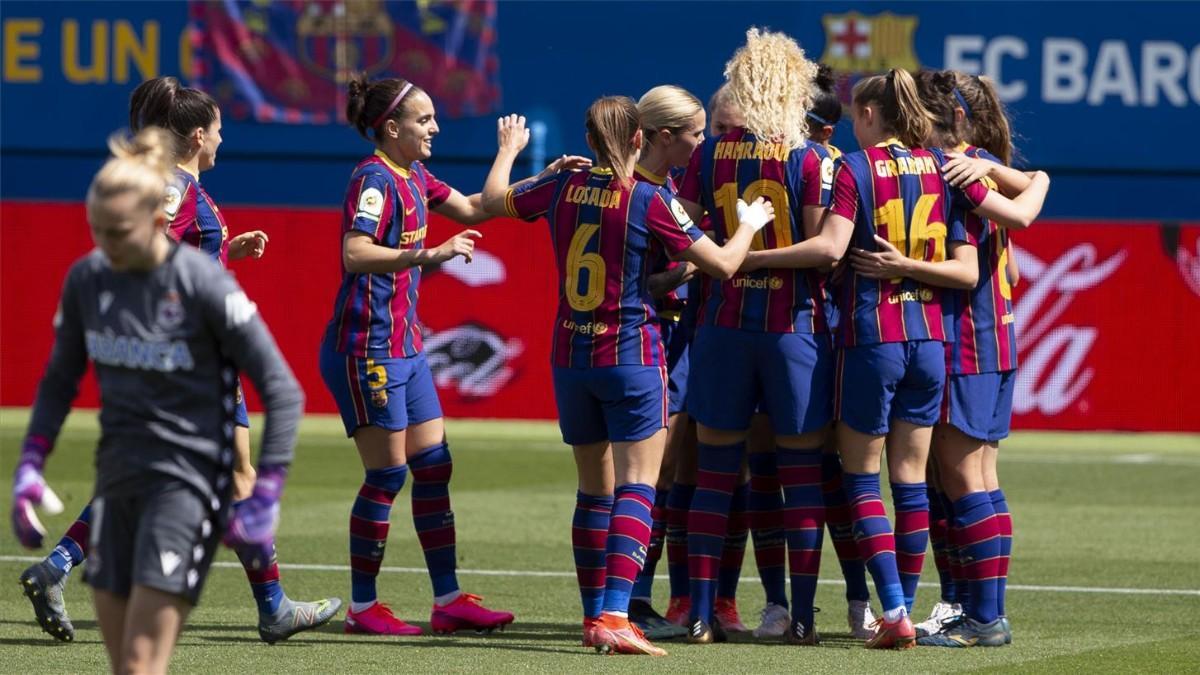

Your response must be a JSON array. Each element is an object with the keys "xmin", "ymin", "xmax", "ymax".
[{"xmin": 1, "ymin": 409, "xmax": 1198, "ymax": 672}]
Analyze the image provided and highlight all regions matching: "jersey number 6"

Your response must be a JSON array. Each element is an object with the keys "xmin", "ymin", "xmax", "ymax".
[{"xmin": 565, "ymin": 223, "xmax": 606, "ymax": 312}]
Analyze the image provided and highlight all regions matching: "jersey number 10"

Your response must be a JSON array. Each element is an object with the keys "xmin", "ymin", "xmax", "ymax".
[{"xmin": 714, "ymin": 180, "xmax": 791, "ymax": 250}]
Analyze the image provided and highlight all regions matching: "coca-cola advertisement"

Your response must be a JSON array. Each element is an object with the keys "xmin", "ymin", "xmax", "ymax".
[{"xmin": 1, "ymin": 201, "xmax": 1197, "ymax": 431}]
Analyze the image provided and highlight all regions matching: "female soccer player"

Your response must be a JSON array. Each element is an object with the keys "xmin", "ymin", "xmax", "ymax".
[
  {"xmin": 903, "ymin": 70, "xmax": 1034, "ymax": 647},
  {"xmin": 799, "ymin": 63, "xmax": 882, "ymax": 641},
  {"xmin": 674, "ymin": 28, "xmax": 834, "ymax": 646},
  {"xmin": 16, "ymin": 76, "xmax": 338, "ymax": 645},
  {"xmin": 481, "ymin": 98, "xmax": 772, "ymax": 655},
  {"xmin": 782, "ymin": 68, "xmax": 1047, "ymax": 648},
  {"xmin": 10, "ymin": 126, "xmax": 302, "ymax": 674},
  {"xmin": 624, "ymin": 84, "xmax": 705, "ymax": 641},
  {"xmin": 318, "ymin": 75, "xmax": 514, "ymax": 637}
]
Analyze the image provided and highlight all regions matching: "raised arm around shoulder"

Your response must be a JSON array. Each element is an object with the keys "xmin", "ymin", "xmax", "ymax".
[
  {"xmin": 481, "ymin": 114, "xmax": 531, "ymax": 216},
  {"xmin": 971, "ymin": 171, "xmax": 1049, "ymax": 230}
]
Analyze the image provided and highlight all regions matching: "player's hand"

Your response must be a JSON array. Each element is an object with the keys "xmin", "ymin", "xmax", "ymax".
[
  {"xmin": 10, "ymin": 435, "xmax": 64, "ymax": 550},
  {"xmin": 941, "ymin": 153, "xmax": 993, "ymax": 188},
  {"xmin": 224, "ymin": 465, "xmax": 287, "ymax": 548},
  {"xmin": 497, "ymin": 114, "xmax": 530, "ymax": 155},
  {"xmin": 850, "ymin": 236, "xmax": 911, "ymax": 279},
  {"xmin": 435, "ymin": 229, "xmax": 483, "ymax": 264},
  {"xmin": 541, "ymin": 154, "xmax": 592, "ymax": 177},
  {"xmin": 229, "ymin": 231, "xmax": 269, "ymax": 260},
  {"xmin": 736, "ymin": 197, "xmax": 774, "ymax": 232}
]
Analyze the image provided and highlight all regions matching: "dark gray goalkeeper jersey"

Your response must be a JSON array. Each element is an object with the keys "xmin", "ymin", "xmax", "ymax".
[{"xmin": 26, "ymin": 243, "xmax": 302, "ymax": 504}]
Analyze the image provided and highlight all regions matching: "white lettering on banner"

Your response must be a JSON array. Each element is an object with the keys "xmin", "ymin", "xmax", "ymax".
[
  {"xmin": 1043, "ymin": 38, "xmax": 1089, "ymax": 103},
  {"xmin": 946, "ymin": 35, "xmax": 1200, "ymax": 106},
  {"xmin": 1088, "ymin": 40, "xmax": 1138, "ymax": 105},
  {"xmin": 1011, "ymin": 243, "xmax": 1126, "ymax": 416}
]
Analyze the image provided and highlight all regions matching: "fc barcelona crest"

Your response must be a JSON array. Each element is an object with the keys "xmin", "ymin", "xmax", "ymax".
[
  {"xmin": 297, "ymin": 1, "xmax": 395, "ymax": 82},
  {"xmin": 820, "ymin": 12, "xmax": 920, "ymax": 104}
]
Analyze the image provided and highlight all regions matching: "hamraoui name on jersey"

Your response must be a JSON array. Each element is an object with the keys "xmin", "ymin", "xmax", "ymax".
[
  {"xmin": 945, "ymin": 36, "xmax": 1200, "ymax": 106},
  {"xmin": 85, "ymin": 329, "xmax": 196, "ymax": 372}
]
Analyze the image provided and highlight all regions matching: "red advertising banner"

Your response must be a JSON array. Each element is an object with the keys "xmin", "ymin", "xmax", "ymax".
[{"xmin": 2, "ymin": 201, "xmax": 1197, "ymax": 431}]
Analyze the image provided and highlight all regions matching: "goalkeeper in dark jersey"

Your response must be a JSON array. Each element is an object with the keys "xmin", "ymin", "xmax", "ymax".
[{"xmin": 9, "ymin": 127, "xmax": 303, "ymax": 675}]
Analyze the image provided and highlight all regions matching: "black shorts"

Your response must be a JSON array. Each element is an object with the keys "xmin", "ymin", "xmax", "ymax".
[{"xmin": 85, "ymin": 479, "xmax": 223, "ymax": 606}]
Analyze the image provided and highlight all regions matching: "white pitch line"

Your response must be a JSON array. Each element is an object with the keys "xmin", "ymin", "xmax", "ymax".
[{"xmin": 2, "ymin": 555, "xmax": 1197, "ymax": 597}]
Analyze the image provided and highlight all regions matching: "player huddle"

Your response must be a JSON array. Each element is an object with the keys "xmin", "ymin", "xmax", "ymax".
[{"xmin": 11, "ymin": 25, "xmax": 1045, "ymax": 669}]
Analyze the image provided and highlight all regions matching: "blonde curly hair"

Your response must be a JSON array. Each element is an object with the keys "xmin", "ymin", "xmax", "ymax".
[{"xmin": 723, "ymin": 27, "xmax": 818, "ymax": 150}]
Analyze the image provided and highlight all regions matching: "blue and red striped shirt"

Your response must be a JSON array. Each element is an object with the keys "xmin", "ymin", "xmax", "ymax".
[
  {"xmin": 634, "ymin": 164, "xmax": 689, "ymax": 322},
  {"xmin": 505, "ymin": 167, "xmax": 703, "ymax": 368},
  {"xmin": 325, "ymin": 151, "xmax": 452, "ymax": 358},
  {"xmin": 944, "ymin": 144, "xmax": 1018, "ymax": 374},
  {"xmin": 677, "ymin": 127, "xmax": 833, "ymax": 333},
  {"xmin": 166, "ymin": 168, "xmax": 229, "ymax": 266},
  {"xmin": 828, "ymin": 139, "xmax": 987, "ymax": 348}
]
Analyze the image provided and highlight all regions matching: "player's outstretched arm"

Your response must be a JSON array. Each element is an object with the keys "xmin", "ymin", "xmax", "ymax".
[
  {"xmin": 942, "ymin": 152, "xmax": 1034, "ymax": 199},
  {"xmin": 481, "ymin": 114, "xmax": 531, "ymax": 216},
  {"xmin": 970, "ymin": 171, "xmax": 1050, "ymax": 230},
  {"xmin": 12, "ymin": 266, "xmax": 88, "ymax": 548},
  {"xmin": 680, "ymin": 198, "xmax": 773, "ymax": 280},
  {"xmin": 742, "ymin": 209, "xmax": 853, "ymax": 272},
  {"xmin": 433, "ymin": 190, "xmax": 492, "ymax": 226},
  {"xmin": 850, "ymin": 237, "xmax": 980, "ymax": 290},
  {"xmin": 342, "ymin": 230, "xmax": 480, "ymax": 273}
]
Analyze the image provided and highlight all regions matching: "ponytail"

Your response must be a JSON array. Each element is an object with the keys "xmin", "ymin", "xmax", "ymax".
[
  {"xmin": 585, "ymin": 96, "xmax": 640, "ymax": 187},
  {"xmin": 129, "ymin": 76, "xmax": 217, "ymax": 159},
  {"xmin": 808, "ymin": 63, "xmax": 843, "ymax": 128},
  {"xmin": 346, "ymin": 73, "xmax": 420, "ymax": 141},
  {"xmin": 88, "ymin": 127, "xmax": 177, "ymax": 215},
  {"xmin": 913, "ymin": 69, "xmax": 964, "ymax": 147},
  {"xmin": 955, "ymin": 73, "xmax": 1014, "ymax": 165},
  {"xmin": 851, "ymin": 69, "xmax": 935, "ymax": 148}
]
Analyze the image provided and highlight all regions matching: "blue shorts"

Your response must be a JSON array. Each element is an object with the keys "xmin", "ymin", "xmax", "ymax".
[
  {"xmin": 661, "ymin": 319, "xmax": 690, "ymax": 417},
  {"xmin": 319, "ymin": 340, "xmax": 444, "ymax": 437},
  {"xmin": 687, "ymin": 325, "xmax": 833, "ymax": 436},
  {"xmin": 836, "ymin": 341, "xmax": 944, "ymax": 435},
  {"xmin": 234, "ymin": 382, "xmax": 250, "ymax": 428},
  {"xmin": 552, "ymin": 365, "xmax": 667, "ymax": 445},
  {"xmin": 940, "ymin": 370, "xmax": 1016, "ymax": 442}
]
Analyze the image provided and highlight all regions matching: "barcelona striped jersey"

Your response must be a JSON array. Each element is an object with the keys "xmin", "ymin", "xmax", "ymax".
[
  {"xmin": 677, "ymin": 127, "xmax": 834, "ymax": 333},
  {"xmin": 165, "ymin": 168, "xmax": 229, "ymax": 266},
  {"xmin": 325, "ymin": 150, "xmax": 452, "ymax": 358},
  {"xmin": 943, "ymin": 144, "xmax": 1019, "ymax": 374},
  {"xmin": 504, "ymin": 167, "xmax": 703, "ymax": 368},
  {"xmin": 633, "ymin": 164, "xmax": 688, "ymax": 321},
  {"xmin": 828, "ymin": 139, "xmax": 989, "ymax": 347}
]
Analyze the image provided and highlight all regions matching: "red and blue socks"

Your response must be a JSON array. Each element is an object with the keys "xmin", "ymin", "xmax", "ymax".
[
  {"xmin": 47, "ymin": 502, "xmax": 91, "ymax": 577},
  {"xmin": 891, "ymin": 482, "xmax": 930, "ymax": 613},
  {"xmin": 778, "ymin": 448, "xmax": 825, "ymax": 626},
  {"xmin": 954, "ymin": 491, "xmax": 1001, "ymax": 623},
  {"xmin": 602, "ymin": 483, "xmax": 656, "ymax": 614},
  {"xmin": 990, "ymin": 488, "xmax": 1012, "ymax": 617},
  {"xmin": 747, "ymin": 452, "xmax": 788, "ymax": 608},
  {"xmin": 844, "ymin": 471, "xmax": 905, "ymax": 615},
  {"xmin": 349, "ymin": 464, "xmax": 407, "ymax": 608},
  {"xmin": 717, "ymin": 482, "xmax": 749, "ymax": 602},
  {"xmin": 408, "ymin": 443, "xmax": 459, "ymax": 601},
  {"xmin": 820, "ymin": 452, "xmax": 870, "ymax": 603},
  {"xmin": 573, "ymin": 491, "xmax": 613, "ymax": 618},
  {"xmin": 235, "ymin": 539, "xmax": 285, "ymax": 616},
  {"xmin": 928, "ymin": 485, "xmax": 957, "ymax": 605},
  {"xmin": 688, "ymin": 441, "xmax": 744, "ymax": 622},
  {"xmin": 630, "ymin": 489, "xmax": 669, "ymax": 602},
  {"xmin": 665, "ymin": 483, "xmax": 695, "ymax": 600}
]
